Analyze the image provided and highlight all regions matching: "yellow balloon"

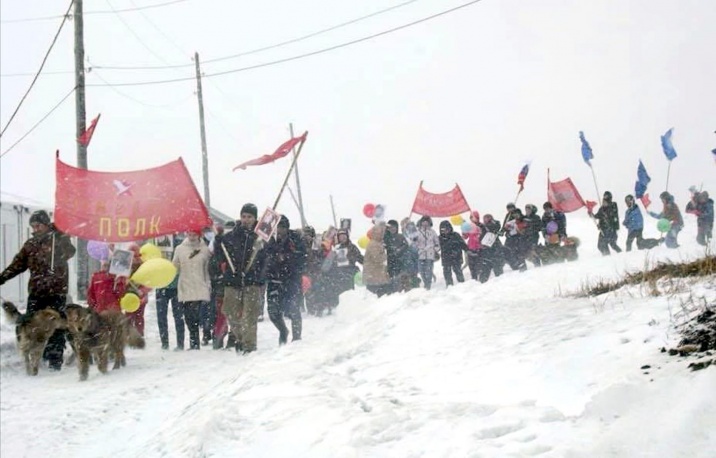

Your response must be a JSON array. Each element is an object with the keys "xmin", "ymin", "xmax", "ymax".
[
  {"xmin": 357, "ymin": 235, "xmax": 370, "ymax": 250},
  {"xmin": 120, "ymin": 293, "xmax": 140, "ymax": 313},
  {"xmin": 450, "ymin": 215, "xmax": 464, "ymax": 226},
  {"xmin": 140, "ymin": 243, "xmax": 162, "ymax": 262},
  {"xmin": 130, "ymin": 257, "xmax": 177, "ymax": 288}
]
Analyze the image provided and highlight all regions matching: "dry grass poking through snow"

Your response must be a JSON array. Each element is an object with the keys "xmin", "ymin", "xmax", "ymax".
[{"xmin": 577, "ymin": 255, "xmax": 716, "ymax": 298}]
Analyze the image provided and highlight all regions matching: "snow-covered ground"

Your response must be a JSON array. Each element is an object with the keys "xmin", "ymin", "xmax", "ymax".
[{"xmin": 1, "ymin": 217, "xmax": 715, "ymax": 457}]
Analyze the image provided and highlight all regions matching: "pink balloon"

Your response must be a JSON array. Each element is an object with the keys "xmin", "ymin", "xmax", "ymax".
[{"xmin": 363, "ymin": 203, "xmax": 376, "ymax": 218}]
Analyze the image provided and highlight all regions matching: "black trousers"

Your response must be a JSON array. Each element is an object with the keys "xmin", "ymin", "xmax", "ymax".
[
  {"xmin": 181, "ymin": 301, "xmax": 202, "ymax": 350},
  {"xmin": 156, "ymin": 289, "xmax": 183, "ymax": 348},
  {"xmin": 625, "ymin": 229, "xmax": 643, "ymax": 252},
  {"xmin": 267, "ymin": 281, "xmax": 302, "ymax": 344},
  {"xmin": 598, "ymin": 230, "xmax": 622, "ymax": 255},
  {"xmin": 442, "ymin": 259, "xmax": 465, "ymax": 286},
  {"xmin": 26, "ymin": 294, "xmax": 66, "ymax": 369}
]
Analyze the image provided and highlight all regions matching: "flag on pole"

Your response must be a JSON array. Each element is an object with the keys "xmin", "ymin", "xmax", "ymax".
[
  {"xmin": 78, "ymin": 113, "xmax": 101, "ymax": 147},
  {"xmin": 661, "ymin": 127, "xmax": 677, "ymax": 161},
  {"xmin": 517, "ymin": 163, "xmax": 529, "ymax": 192},
  {"xmin": 233, "ymin": 131, "xmax": 308, "ymax": 171},
  {"xmin": 634, "ymin": 160, "xmax": 651, "ymax": 198},
  {"xmin": 579, "ymin": 131, "xmax": 593, "ymax": 165},
  {"xmin": 640, "ymin": 193, "xmax": 652, "ymax": 208}
]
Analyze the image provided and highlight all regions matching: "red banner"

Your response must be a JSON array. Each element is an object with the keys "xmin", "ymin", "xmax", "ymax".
[
  {"xmin": 547, "ymin": 175, "xmax": 589, "ymax": 213},
  {"xmin": 54, "ymin": 155, "xmax": 212, "ymax": 242},
  {"xmin": 78, "ymin": 114, "xmax": 101, "ymax": 147},
  {"xmin": 233, "ymin": 131, "xmax": 307, "ymax": 171},
  {"xmin": 411, "ymin": 183, "xmax": 470, "ymax": 217}
]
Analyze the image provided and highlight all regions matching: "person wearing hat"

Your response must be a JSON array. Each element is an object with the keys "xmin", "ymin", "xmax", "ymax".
[
  {"xmin": 264, "ymin": 215, "xmax": 307, "ymax": 345},
  {"xmin": 415, "ymin": 216, "xmax": 440, "ymax": 290},
  {"xmin": 213, "ymin": 203, "xmax": 266, "ymax": 353},
  {"xmin": 589, "ymin": 191, "xmax": 622, "ymax": 255},
  {"xmin": 648, "ymin": 191, "xmax": 684, "ymax": 248},
  {"xmin": 0, "ymin": 210, "xmax": 76, "ymax": 371},
  {"xmin": 622, "ymin": 195, "xmax": 645, "ymax": 251}
]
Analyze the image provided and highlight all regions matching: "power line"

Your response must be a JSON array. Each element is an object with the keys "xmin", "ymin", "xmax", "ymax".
[
  {"xmin": 0, "ymin": 0, "xmax": 74, "ymax": 139},
  {"xmin": 103, "ymin": 0, "xmax": 177, "ymax": 67},
  {"xmin": 0, "ymin": 86, "xmax": 77, "ymax": 159},
  {"xmin": 0, "ymin": 0, "xmax": 187, "ymax": 24},
  {"xmin": 87, "ymin": 0, "xmax": 485, "ymax": 88},
  {"xmin": 93, "ymin": 0, "xmax": 421, "ymax": 70},
  {"xmin": 0, "ymin": 0, "xmax": 421, "ymax": 78}
]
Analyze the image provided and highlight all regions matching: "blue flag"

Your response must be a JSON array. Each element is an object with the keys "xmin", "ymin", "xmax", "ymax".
[
  {"xmin": 579, "ymin": 131, "xmax": 593, "ymax": 165},
  {"xmin": 661, "ymin": 128, "xmax": 677, "ymax": 161},
  {"xmin": 634, "ymin": 160, "xmax": 651, "ymax": 198}
]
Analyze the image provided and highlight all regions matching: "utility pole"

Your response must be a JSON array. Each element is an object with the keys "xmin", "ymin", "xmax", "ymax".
[
  {"xmin": 289, "ymin": 123, "xmax": 307, "ymax": 227},
  {"xmin": 194, "ymin": 52, "xmax": 211, "ymax": 208},
  {"xmin": 74, "ymin": 0, "xmax": 89, "ymax": 300}
]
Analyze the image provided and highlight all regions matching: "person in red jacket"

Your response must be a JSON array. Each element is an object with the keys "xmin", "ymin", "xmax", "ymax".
[{"xmin": 87, "ymin": 262, "xmax": 126, "ymax": 313}]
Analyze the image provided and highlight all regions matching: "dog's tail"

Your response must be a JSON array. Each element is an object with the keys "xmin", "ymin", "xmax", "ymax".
[
  {"xmin": 2, "ymin": 301, "xmax": 22, "ymax": 323},
  {"xmin": 126, "ymin": 324, "xmax": 145, "ymax": 349}
]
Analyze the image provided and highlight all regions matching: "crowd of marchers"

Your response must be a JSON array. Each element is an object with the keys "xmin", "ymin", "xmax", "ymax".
[{"xmin": 0, "ymin": 188, "xmax": 712, "ymax": 371}]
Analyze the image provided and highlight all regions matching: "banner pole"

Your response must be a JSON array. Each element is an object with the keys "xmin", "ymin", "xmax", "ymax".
[
  {"xmin": 273, "ymin": 133, "xmax": 308, "ymax": 211},
  {"xmin": 665, "ymin": 160, "xmax": 672, "ymax": 193},
  {"xmin": 589, "ymin": 163, "xmax": 602, "ymax": 207}
]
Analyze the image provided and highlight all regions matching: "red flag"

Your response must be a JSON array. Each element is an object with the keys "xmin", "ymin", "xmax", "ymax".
[
  {"xmin": 233, "ymin": 131, "xmax": 307, "ymax": 171},
  {"xmin": 78, "ymin": 114, "xmax": 101, "ymax": 147},
  {"xmin": 548, "ymin": 175, "xmax": 589, "ymax": 213},
  {"xmin": 640, "ymin": 193, "xmax": 652, "ymax": 208},
  {"xmin": 411, "ymin": 183, "xmax": 470, "ymax": 217},
  {"xmin": 54, "ymin": 155, "xmax": 212, "ymax": 242},
  {"xmin": 517, "ymin": 163, "xmax": 530, "ymax": 192}
]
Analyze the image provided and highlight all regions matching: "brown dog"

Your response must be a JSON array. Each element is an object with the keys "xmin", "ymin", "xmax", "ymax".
[
  {"xmin": 2, "ymin": 301, "xmax": 66, "ymax": 376},
  {"xmin": 64, "ymin": 304, "xmax": 145, "ymax": 381}
]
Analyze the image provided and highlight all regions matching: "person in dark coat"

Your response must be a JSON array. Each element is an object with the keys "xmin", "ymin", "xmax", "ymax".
[
  {"xmin": 384, "ymin": 220, "xmax": 409, "ymax": 291},
  {"xmin": 332, "ymin": 229, "xmax": 364, "ymax": 296},
  {"xmin": 438, "ymin": 220, "xmax": 467, "ymax": 286},
  {"xmin": 300, "ymin": 226, "xmax": 321, "ymax": 316},
  {"xmin": 501, "ymin": 204, "xmax": 527, "ymax": 272},
  {"xmin": 264, "ymin": 216, "xmax": 307, "ymax": 345},
  {"xmin": 522, "ymin": 204, "xmax": 543, "ymax": 267},
  {"xmin": 622, "ymin": 194, "xmax": 644, "ymax": 251},
  {"xmin": 541, "ymin": 202, "xmax": 567, "ymax": 239},
  {"xmin": 590, "ymin": 191, "xmax": 622, "ymax": 255},
  {"xmin": 212, "ymin": 203, "xmax": 266, "ymax": 353},
  {"xmin": 0, "ymin": 210, "xmax": 76, "ymax": 370},
  {"xmin": 476, "ymin": 214, "xmax": 504, "ymax": 282},
  {"xmin": 686, "ymin": 190, "xmax": 714, "ymax": 246}
]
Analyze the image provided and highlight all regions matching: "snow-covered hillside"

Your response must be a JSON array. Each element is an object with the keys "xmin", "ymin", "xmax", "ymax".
[{"xmin": 1, "ymin": 218, "xmax": 714, "ymax": 457}]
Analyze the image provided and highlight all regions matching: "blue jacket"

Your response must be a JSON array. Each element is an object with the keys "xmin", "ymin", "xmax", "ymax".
[{"xmin": 623, "ymin": 204, "xmax": 644, "ymax": 231}]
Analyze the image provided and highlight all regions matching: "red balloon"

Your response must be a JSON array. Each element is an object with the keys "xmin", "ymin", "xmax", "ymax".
[
  {"xmin": 363, "ymin": 203, "xmax": 376, "ymax": 218},
  {"xmin": 301, "ymin": 275, "xmax": 312, "ymax": 294}
]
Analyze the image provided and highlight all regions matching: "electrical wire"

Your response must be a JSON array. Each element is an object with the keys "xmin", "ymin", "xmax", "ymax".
[
  {"xmin": 93, "ymin": 0, "xmax": 421, "ymax": 70},
  {"xmin": 0, "ymin": 0, "xmax": 74, "ymax": 139},
  {"xmin": 1, "ymin": 0, "xmax": 421, "ymax": 77},
  {"xmin": 0, "ymin": 0, "xmax": 187, "ymax": 24},
  {"xmin": 0, "ymin": 86, "xmax": 77, "ymax": 158},
  {"xmin": 87, "ymin": 0, "xmax": 485, "ymax": 88}
]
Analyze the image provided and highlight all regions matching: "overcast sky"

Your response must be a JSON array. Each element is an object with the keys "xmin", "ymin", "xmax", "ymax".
[{"xmin": 1, "ymin": 0, "xmax": 714, "ymax": 237}]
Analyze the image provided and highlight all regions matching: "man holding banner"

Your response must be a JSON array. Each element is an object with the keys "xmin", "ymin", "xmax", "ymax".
[{"xmin": 213, "ymin": 203, "xmax": 266, "ymax": 354}]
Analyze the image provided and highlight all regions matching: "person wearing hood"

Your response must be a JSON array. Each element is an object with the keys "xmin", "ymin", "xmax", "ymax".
[
  {"xmin": 172, "ymin": 231, "xmax": 212, "ymax": 350},
  {"xmin": 363, "ymin": 223, "xmax": 392, "ymax": 297},
  {"xmin": 384, "ymin": 220, "xmax": 409, "ymax": 291},
  {"xmin": 264, "ymin": 215, "xmax": 307, "ymax": 345},
  {"xmin": 333, "ymin": 228, "xmax": 364, "ymax": 296},
  {"xmin": 415, "ymin": 215, "xmax": 440, "ymax": 290},
  {"xmin": 522, "ymin": 204, "xmax": 543, "ymax": 267},
  {"xmin": 649, "ymin": 191, "xmax": 684, "ymax": 248},
  {"xmin": 0, "ymin": 210, "xmax": 76, "ymax": 371},
  {"xmin": 463, "ymin": 211, "xmax": 482, "ymax": 281},
  {"xmin": 300, "ymin": 226, "xmax": 322, "ymax": 316},
  {"xmin": 622, "ymin": 195, "xmax": 645, "ymax": 251},
  {"xmin": 213, "ymin": 203, "xmax": 266, "ymax": 353},
  {"xmin": 400, "ymin": 218, "xmax": 421, "ymax": 290},
  {"xmin": 686, "ymin": 190, "xmax": 714, "ymax": 246},
  {"xmin": 439, "ymin": 220, "xmax": 468, "ymax": 286},
  {"xmin": 590, "ymin": 191, "xmax": 622, "ymax": 255},
  {"xmin": 476, "ymin": 214, "xmax": 504, "ymax": 282},
  {"xmin": 501, "ymin": 204, "xmax": 527, "ymax": 272}
]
